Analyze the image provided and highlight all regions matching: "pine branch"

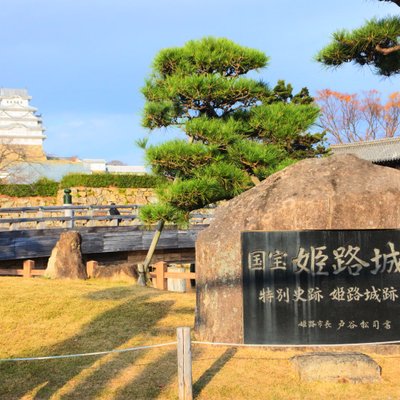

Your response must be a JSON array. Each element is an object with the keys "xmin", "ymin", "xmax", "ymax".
[
  {"xmin": 375, "ymin": 43, "xmax": 400, "ymax": 55},
  {"xmin": 380, "ymin": 0, "xmax": 400, "ymax": 7}
]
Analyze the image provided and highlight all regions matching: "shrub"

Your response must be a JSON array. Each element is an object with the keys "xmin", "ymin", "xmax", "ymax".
[
  {"xmin": 0, "ymin": 178, "xmax": 58, "ymax": 197},
  {"xmin": 60, "ymin": 173, "xmax": 163, "ymax": 189},
  {"xmin": 0, "ymin": 174, "xmax": 162, "ymax": 198}
]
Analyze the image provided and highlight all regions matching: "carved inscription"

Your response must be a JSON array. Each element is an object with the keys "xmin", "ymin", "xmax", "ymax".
[{"xmin": 242, "ymin": 230, "xmax": 400, "ymax": 345}]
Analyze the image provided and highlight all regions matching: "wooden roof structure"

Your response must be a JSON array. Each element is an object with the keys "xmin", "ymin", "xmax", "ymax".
[{"xmin": 330, "ymin": 137, "xmax": 400, "ymax": 165}]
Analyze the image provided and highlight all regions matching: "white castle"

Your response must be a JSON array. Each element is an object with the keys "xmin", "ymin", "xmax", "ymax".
[
  {"xmin": 0, "ymin": 88, "xmax": 146, "ymax": 183},
  {"xmin": 0, "ymin": 88, "xmax": 46, "ymax": 160}
]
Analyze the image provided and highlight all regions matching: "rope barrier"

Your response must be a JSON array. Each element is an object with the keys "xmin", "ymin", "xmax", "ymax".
[
  {"xmin": 2, "ymin": 338, "xmax": 400, "ymax": 363},
  {"xmin": 0, "ymin": 342, "xmax": 177, "ymax": 363},
  {"xmin": 2, "ymin": 330, "xmax": 399, "ymax": 400},
  {"xmin": 192, "ymin": 340, "xmax": 400, "ymax": 348}
]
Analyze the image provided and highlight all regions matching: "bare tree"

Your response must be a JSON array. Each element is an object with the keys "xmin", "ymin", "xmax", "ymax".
[
  {"xmin": 0, "ymin": 140, "xmax": 29, "ymax": 182},
  {"xmin": 316, "ymin": 89, "xmax": 400, "ymax": 144}
]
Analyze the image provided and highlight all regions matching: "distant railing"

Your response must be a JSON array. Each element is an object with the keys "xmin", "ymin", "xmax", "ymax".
[
  {"xmin": 0, "ymin": 260, "xmax": 99, "ymax": 278},
  {"xmin": 0, "ymin": 204, "xmax": 140, "ymax": 231},
  {"xmin": 0, "ymin": 260, "xmax": 45, "ymax": 278},
  {"xmin": 1, "ymin": 260, "xmax": 196, "ymax": 294},
  {"xmin": 149, "ymin": 261, "xmax": 196, "ymax": 291},
  {"xmin": 0, "ymin": 204, "xmax": 215, "ymax": 231}
]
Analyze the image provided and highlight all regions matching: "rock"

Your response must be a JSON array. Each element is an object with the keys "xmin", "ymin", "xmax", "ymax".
[
  {"xmin": 91, "ymin": 262, "xmax": 138, "ymax": 281},
  {"xmin": 195, "ymin": 155, "xmax": 400, "ymax": 343},
  {"xmin": 291, "ymin": 352, "xmax": 381, "ymax": 383},
  {"xmin": 45, "ymin": 231, "xmax": 87, "ymax": 279}
]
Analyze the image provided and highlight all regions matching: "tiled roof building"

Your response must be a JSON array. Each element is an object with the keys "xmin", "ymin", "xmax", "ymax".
[{"xmin": 330, "ymin": 137, "xmax": 400, "ymax": 167}]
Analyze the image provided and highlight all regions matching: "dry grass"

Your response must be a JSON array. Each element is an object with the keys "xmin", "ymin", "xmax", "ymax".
[{"xmin": 0, "ymin": 277, "xmax": 400, "ymax": 399}]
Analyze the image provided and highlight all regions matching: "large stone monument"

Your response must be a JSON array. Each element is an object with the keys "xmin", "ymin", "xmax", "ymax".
[{"xmin": 195, "ymin": 154, "xmax": 400, "ymax": 343}]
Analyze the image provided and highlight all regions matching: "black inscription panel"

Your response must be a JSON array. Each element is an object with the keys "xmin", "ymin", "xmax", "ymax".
[{"xmin": 242, "ymin": 230, "xmax": 400, "ymax": 345}]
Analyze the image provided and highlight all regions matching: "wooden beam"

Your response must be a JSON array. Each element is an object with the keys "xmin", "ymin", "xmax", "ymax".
[
  {"xmin": 0, "ymin": 269, "xmax": 22, "ymax": 276},
  {"xmin": 0, "ymin": 264, "xmax": 44, "ymax": 277},
  {"xmin": 31, "ymin": 269, "xmax": 45, "ymax": 276},
  {"xmin": 164, "ymin": 272, "xmax": 196, "ymax": 279},
  {"xmin": 0, "ymin": 225, "xmax": 207, "ymax": 261}
]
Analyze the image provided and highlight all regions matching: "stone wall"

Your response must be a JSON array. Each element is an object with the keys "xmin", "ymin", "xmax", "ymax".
[
  {"xmin": 0, "ymin": 187, "xmax": 157, "ymax": 208},
  {"xmin": 0, "ymin": 194, "xmax": 57, "ymax": 208},
  {"xmin": 59, "ymin": 187, "xmax": 157, "ymax": 206},
  {"xmin": 20, "ymin": 144, "xmax": 47, "ymax": 161}
]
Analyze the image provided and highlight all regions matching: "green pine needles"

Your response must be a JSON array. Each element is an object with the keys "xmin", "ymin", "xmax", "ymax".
[
  {"xmin": 140, "ymin": 37, "xmax": 326, "ymax": 224},
  {"xmin": 316, "ymin": 1, "xmax": 400, "ymax": 76}
]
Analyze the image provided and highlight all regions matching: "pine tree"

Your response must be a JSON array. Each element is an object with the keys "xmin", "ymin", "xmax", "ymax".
[
  {"xmin": 316, "ymin": 1, "xmax": 400, "ymax": 76},
  {"xmin": 140, "ymin": 37, "xmax": 326, "ymax": 224}
]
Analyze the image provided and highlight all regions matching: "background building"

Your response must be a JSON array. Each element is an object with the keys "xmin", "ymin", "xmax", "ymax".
[
  {"xmin": 331, "ymin": 137, "xmax": 400, "ymax": 169},
  {"xmin": 0, "ymin": 89, "xmax": 145, "ymax": 183},
  {"xmin": 0, "ymin": 88, "xmax": 46, "ymax": 161}
]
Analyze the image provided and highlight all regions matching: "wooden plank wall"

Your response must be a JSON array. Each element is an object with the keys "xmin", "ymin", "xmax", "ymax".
[{"xmin": 0, "ymin": 225, "xmax": 207, "ymax": 261}]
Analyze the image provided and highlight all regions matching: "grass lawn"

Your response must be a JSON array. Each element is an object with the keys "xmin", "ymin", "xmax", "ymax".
[{"xmin": 1, "ymin": 277, "xmax": 400, "ymax": 399}]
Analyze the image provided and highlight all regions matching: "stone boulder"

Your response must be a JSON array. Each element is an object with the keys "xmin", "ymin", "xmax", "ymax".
[
  {"xmin": 291, "ymin": 352, "xmax": 381, "ymax": 383},
  {"xmin": 45, "ymin": 231, "xmax": 87, "ymax": 279},
  {"xmin": 195, "ymin": 154, "xmax": 400, "ymax": 343},
  {"xmin": 90, "ymin": 262, "xmax": 138, "ymax": 281}
]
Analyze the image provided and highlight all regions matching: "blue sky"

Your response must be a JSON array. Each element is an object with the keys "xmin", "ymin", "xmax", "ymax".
[{"xmin": 2, "ymin": 0, "xmax": 399, "ymax": 165}]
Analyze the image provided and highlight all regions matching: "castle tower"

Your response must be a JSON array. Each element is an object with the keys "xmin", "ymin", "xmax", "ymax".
[{"xmin": 0, "ymin": 88, "xmax": 47, "ymax": 161}]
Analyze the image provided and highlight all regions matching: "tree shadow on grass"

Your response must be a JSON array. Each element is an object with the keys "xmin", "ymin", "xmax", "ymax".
[
  {"xmin": 0, "ymin": 287, "xmax": 175, "ymax": 400},
  {"xmin": 84, "ymin": 286, "xmax": 135, "ymax": 301},
  {"xmin": 193, "ymin": 348, "xmax": 237, "ymax": 398},
  {"xmin": 112, "ymin": 349, "xmax": 177, "ymax": 400},
  {"xmin": 57, "ymin": 347, "xmax": 178, "ymax": 400}
]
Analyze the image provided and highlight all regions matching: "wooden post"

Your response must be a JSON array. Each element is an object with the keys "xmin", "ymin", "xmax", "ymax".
[
  {"xmin": 154, "ymin": 261, "xmax": 168, "ymax": 290},
  {"xmin": 177, "ymin": 327, "xmax": 193, "ymax": 400},
  {"xmin": 184, "ymin": 264, "xmax": 191, "ymax": 292},
  {"xmin": 10, "ymin": 214, "xmax": 19, "ymax": 230},
  {"xmin": 88, "ymin": 208, "xmax": 94, "ymax": 227},
  {"xmin": 86, "ymin": 260, "xmax": 98, "ymax": 278},
  {"xmin": 64, "ymin": 207, "xmax": 74, "ymax": 229},
  {"xmin": 23, "ymin": 260, "xmax": 35, "ymax": 278},
  {"xmin": 37, "ymin": 209, "xmax": 46, "ymax": 229}
]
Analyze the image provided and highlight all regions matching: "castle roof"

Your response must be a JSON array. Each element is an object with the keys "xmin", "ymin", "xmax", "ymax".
[
  {"xmin": 0, "ymin": 88, "xmax": 31, "ymax": 100},
  {"xmin": 330, "ymin": 137, "xmax": 400, "ymax": 163}
]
